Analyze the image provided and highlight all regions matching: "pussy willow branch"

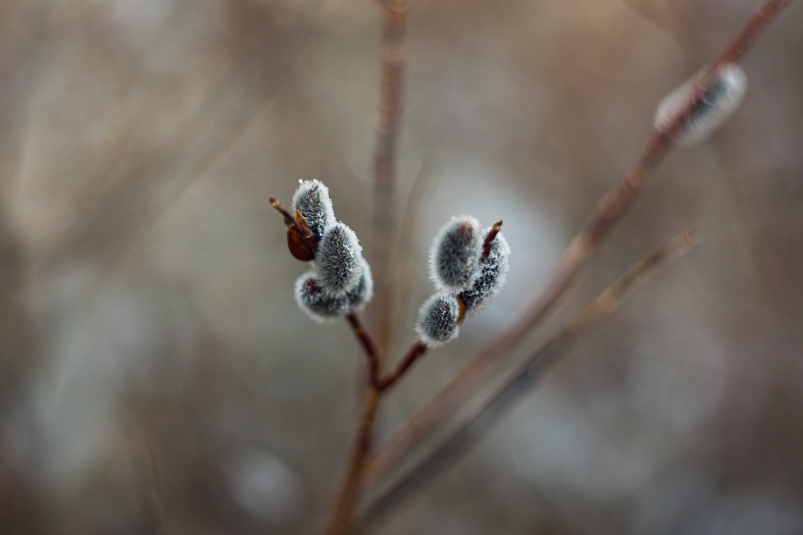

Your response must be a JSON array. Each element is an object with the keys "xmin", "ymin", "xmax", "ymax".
[
  {"xmin": 359, "ymin": 231, "xmax": 698, "ymax": 526},
  {"xmin": 372, "ymin": 0, "xmax": 408, "ymax": 355},
  {"xmin": 363, "ymin": 0, "xmax": 793, "ymax": 487},
  {"xmin": 325, "ymin": 218, "xmax": 504, "ymax": 533},
  {"xmin": 270, "ymin": 192, "xmax": 426, "ymax": 534},
  {"xmin": 375, "ymin": 218, "xmax": 504, "ymax": 392}
]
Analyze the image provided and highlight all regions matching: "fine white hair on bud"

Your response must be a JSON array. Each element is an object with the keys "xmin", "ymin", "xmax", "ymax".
[
  {"xmin": 429, "ymin": 215, "xmax": 483, "ymax": 293},
  {"xmin": 294, "ymin": 272, "xmax": 349, "ymax": 322},
  {"xmin": 291, "ymin": 179, "xmax": 336, "ymax": 242},
  {"xmin": 416, "ymin": 293, "xmax": 460, "ymax": 347},
  {"xmin": 346, "ymin": 258, "xmax": 374, "ymax": 310},
  {"xmin": 654, "ymin": 63, "xmax": 748, "ymax": 146},
  {"xmin": 317, "ymin": 222, "xmax": 363, "ymax": 295},
  {"xmin": 459, "ymin": 228, "xmax": 510, "ymax": 314}
]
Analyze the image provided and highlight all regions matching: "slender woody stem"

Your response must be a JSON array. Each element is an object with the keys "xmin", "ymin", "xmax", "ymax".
[
  {"xmin": 324, "ymin": 313, "xmax": 383, "ymax": 535},
  {"xmin": 323, "ymin": 336, "xmax": 427, "ymax": 535},
  {"xmin": 377, "ymin": 341, "xmax": 428, "ymax": 392},
  {"xmin": 480, "ymin": 220, "xmax": 503, "ymax": 261},
  {"xmin": 324, "ymin": 386, "xmax": 381, "ymax": 535},
  {"xmin": 346, "ymin": 313, "xmax": 381, "ymax": 386},
  {"xmin": 363, "ymin": 0, "xmax": 793, "ymax": 488},
  {"xmin": 270, "ymin": 194, "xmax": 385, "ymax": 535},
  {"xmin": 372, "ymin": 0, "xmax": 408, "ymax": 354}
]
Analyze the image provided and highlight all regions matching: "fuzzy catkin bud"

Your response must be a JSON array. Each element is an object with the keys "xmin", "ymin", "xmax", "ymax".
[
  {"xmin": 317, "ymin": 222, "xmax": 363, "ymax": 295},
  {"xmin": 654, "ymin": 63, "xmax": 747, "ymax": 146},
  {"xmin": 416, "ymin": 293, "xmax": 460, "ymax": 347},
  {"xmin": 294, "ymin": 272, "xmax": 349, "ymax": 321},
  {"xmin": 429, "ymin": 215, "xmax": 482, "ymax": 293},
  {"xmin": 345, "ymin": 258, "xmax": 374, "ymax": 310},
  {"xmin": 459, "ymin": 228, "xmax": 510, "ymax": 313},
  {"xmin": 291, "ymin": 179, "xmax": 336, "ymax": 242}
]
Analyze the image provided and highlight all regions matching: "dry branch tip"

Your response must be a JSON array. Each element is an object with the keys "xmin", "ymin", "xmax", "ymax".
[
  {"xmin": 480, "ymin": 220, "xmax": 503, "ymax": 262},
  {"xmin": 271, "ymin": 196, "xmax": 317, "ymax": 261}
]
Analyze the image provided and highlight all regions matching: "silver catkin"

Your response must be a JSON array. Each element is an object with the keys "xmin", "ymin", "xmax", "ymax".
[
  {"xmin": 291, "ymin": 179, "xmax": 336, "ymax": 242},
  {"xmin": 346, "ymin": 258, "xmax": 374, "ymax": 310},
  {"xmin": 429, "ymin": 215, "xmax": 482, "ymax": 293},
  {"xmin": 654, "ymin": 63, "xmax": 748, "ymax": 146},
  {"xmin": 416, "ymin": 293, "xmax": 460, "ymax": 347},
  {"xmin": 317, "ymin": 222, "xmax": 363, "ymax": 296},
  {"xmin": 294, "ymin": 272, "xmax": 350, "ymax": 322},
  {"xmin": 459, "ymin": 228, "xmax": 510, "ymax": 314}
]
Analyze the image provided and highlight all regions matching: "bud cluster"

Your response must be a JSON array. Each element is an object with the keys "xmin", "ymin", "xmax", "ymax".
[
  {"xmin": 291, "ymin": 180, "xmax": 373, "ymax": 321},
  {"xmin": 416, "ymin": 216, "xmax": 510, "ymax": 347}
]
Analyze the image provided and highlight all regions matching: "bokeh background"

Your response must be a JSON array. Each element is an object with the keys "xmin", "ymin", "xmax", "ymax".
[{"xmin": 0, "ymin": 0, "xmax": 802, "ymax": 533}]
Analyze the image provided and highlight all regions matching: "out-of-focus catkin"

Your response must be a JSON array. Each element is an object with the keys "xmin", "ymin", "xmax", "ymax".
[{"xmin": 654, "ymin": 63, "xmax": 748, "ymax": 146}]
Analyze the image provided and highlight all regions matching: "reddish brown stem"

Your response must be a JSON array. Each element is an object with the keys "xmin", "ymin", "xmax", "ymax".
[
  {"xmin": 346, "ymin": 312, "xmax": 381, "ymax": 386},
  {"xmin": 480, "ymin": 220, "xmax": 503, "ymax": 261},
  {"xmin": 324, "ymin": 335, "xmax": 428, "ymax": 535},
  {"xmin": 324, "ymin": 386, "xmax": 381, "ymax": 535},
  {"xmin": 377, "ymin": 340, "xmax": 428, "ymax": 392}
]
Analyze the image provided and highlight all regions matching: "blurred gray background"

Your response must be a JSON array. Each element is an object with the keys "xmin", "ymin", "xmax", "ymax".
[{"xmin": 0, "ymin": 0, "xmax": 802, "ymax": 533}]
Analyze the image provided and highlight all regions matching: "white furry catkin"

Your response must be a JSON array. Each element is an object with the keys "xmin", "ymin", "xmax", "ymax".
[
  {"xmin": 317, "ymin": 223, "xmax": 363, "ymax": 296},
  {"xmin": 416, "ymin": 293, "xmax": 460, "ymax": 347},
  {"xmin": 294, "ymin": 273, "xmax": 350, "ymax": 322},
  {"xmin": 654, "ymin": 63, "xmax": 748, "ymax": 146},
  {"xmin": 459, "ymin": 228, "xmax": 510, "ymax": 314},
  {"xmin": 345, "ymin": 258, "xmax": 374, "ymax": 310},
  {"xmin": 429, "ymin": 215, "xmax": 482, "ymax": 293},
  {"xmin": 291, "ymin": 179, "xmax": 336, "ymax": 242}
]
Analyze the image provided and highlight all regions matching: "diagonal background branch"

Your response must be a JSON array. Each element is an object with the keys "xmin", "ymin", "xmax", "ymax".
[
  {"xmin": 362, "ymin": 0, "xmax": 794, "ymax": 488},
  {"xmin": 359, "ymin": 230, "xmax": 698, "ymax": 526}
]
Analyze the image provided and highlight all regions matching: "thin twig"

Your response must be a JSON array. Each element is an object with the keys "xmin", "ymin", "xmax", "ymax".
[
  {"xmin": 270, "ymin": 197, "xmax": 318, "ymax": 252},
  {"xmin": 371, "ymin": 0, "xmax": 408, "ymax": 355},
  {"xmin": 323, "ymin": 314, "xmax": 383, "ymax": 535},
  {"xmin": 322, "ymin": 336, "xmax": 426, "ymax": 535},
  {"xmin": 358, "ymin": 231, "xmax": 698, "ymax": 526},
  {"xmin": 377, "ymin": 340, "xmax": 428, "ymax": 392},
  {"xmin": 270, "ymin": 191, "xmax": 389, "ymax": 535},
  {"xmin": 480, "ymin": 220, "xmax": 503, "ymax": 262},
  {"xmin": 346, "ymin": 312, "xmax": 382, "ymax": 385},
  {"xmin": 325, "ymin": 386, "xmax": 381, "ymax": 535},
  {"xmin": 362, "ymin": 0, "xmax": 793, "ymax": 486}
]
